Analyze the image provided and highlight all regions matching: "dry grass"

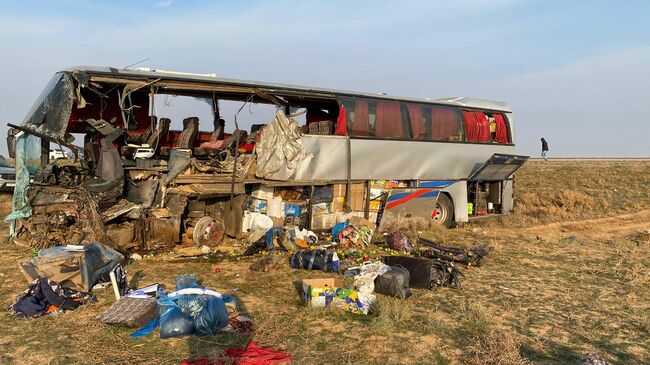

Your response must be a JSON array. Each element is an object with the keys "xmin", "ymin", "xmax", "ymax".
[{"xmin": 0, "ymin": 161, "xmax": 649, "ymax": 364}]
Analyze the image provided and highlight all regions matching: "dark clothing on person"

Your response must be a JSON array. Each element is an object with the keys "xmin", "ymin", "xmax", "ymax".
[{"xmin": 541, "ymin": 138, "xmax": 549, "ymax": 151}]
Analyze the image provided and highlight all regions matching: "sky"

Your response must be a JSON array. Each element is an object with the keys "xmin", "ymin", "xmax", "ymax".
[{"xmin": 1, "ymin": 0, "xmax": 649, "ymax": 157}]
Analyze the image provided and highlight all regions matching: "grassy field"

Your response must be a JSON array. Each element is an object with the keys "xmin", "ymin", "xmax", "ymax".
[{"xmin": 0, "ymin": 160, "xmax": 649, "ymax": 364}]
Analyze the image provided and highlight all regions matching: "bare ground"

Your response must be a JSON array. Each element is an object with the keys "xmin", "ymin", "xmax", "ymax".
[{"xmin": 0, "ymin": 160, "xmax": 649, "ymax": 365}]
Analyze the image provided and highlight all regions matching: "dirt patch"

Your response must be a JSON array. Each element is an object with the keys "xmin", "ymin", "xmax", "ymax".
[{"xmin": 0, "ymin": 161, "xmax": 649, "ymax": 364}]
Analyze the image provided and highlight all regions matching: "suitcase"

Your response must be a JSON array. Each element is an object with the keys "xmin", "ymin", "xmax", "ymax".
[
  {"xmin": 97, "ymin": 297, "xmax": 157, "ymax": 328},
  {"xmin": 374, "ymin": 265, "xmax": 412, "ymax": 299},
  {"xmin": 382, "ymin": 256, "xmax": 463, "ymax": 291}
]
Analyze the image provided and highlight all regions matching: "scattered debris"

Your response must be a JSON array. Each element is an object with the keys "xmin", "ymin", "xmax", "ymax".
[
  {"xmin": 9, "ymin": 277, "xmax": 95, "ymax": 318},
  {"xmin": 302, "ymin": 277, "xmax": 374, "ymax": 315},
  {"xmin": 418, "ymin": 237, "xmax": 489, "ymax": 266},
  {"xmin": 180, "ymin": 342, "xmax": 291, "ymax": 365},
  {"xmin": 290, "ymin": 250, "xmax": 339, "ymax": 272},
  {"xmin": 581, "ymin": 353, "xmax": 611, "ymax": 365},
  {"xmin": 383, "ymin": 256, "xmax": 464, "ymax": 290},
  {"xmin": 250, "ymin": 255, "xmax": 285, "ymax": 272}
]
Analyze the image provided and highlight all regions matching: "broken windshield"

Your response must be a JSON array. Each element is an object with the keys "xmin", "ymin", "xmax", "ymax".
[{"xmin": 21, "ymin": 72, "xmax": 76, "ymax": 141}]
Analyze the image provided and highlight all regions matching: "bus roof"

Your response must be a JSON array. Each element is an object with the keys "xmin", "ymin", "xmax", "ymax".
[{"xmin": 61, "ymin": 66, "xmax": 512, "ymax": 113}]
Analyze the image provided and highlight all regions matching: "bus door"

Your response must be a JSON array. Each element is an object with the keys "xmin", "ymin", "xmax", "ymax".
[{"xmin": 467, "ymin": 153, "xmax": 528, "ymax": 215}]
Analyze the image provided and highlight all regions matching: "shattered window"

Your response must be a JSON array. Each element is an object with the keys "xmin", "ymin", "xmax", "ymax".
[{"xmin": 21, "ymin": 72, "xmax": 75, "ymax": 141}]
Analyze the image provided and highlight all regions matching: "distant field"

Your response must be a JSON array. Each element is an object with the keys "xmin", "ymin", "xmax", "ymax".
[{"xmin": 0, "ymin": 160, "xmax": 648, "ymax": 365}]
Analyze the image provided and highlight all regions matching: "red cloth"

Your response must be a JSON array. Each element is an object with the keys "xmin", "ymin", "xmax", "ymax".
[
  {"xmin": 181, "ymin": 342, "xmax": 291, "ymax": 365},
  {"xmin": 375, "ymin": 101, "xmax": 403, "ymax": 137},
  {"xmin": 334, "ymin": 105, "xmax": 347, "ymax": 136},
  {"xmin": 431, "ymin": 106, "xmax": 459, "ymax": 140},
  {"xmin": 493, "ymin": 113, "xmax": 509, "ymax": 144},
  {"xmin": 350, "ymin": 100, "xmax": 370, "ymax": 136},
  {"xmin": 406, "ymin": 104, "xmax": 425, "ymax": 139},
  {"xmin": 462, "ymin": 111, "xmax": 490, "ymax": 142}
]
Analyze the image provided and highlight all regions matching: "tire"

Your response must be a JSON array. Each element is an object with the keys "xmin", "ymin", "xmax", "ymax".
[
  {"xmin": 432, "ymin": 193, "xmax": 454, "ymax": 228},
  {"xmin": 193, "ymin": 217, "xmax": 225, "ymax": 247}
]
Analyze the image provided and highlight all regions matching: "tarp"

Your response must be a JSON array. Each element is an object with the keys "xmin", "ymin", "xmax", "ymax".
[
  {"xmin": 5, "ymin": 134, "xmax": 40, "ymax": 235},
  {"xmin": 255, "ymin": 110, "xmax": 312, "ymax": 180}
]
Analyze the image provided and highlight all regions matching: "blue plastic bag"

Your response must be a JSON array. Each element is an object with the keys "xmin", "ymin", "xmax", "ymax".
[{"xmin": 156, "ymin": 275, "xmax": 229, "ymax": 338}]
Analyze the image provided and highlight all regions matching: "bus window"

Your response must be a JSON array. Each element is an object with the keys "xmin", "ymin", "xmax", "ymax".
[
  {"xmin": 344, "ymin": 98, "xmax": 371, "ymax": 136},
  {"xmin": 375, "ymin": 101, "xmax": 404, "ymax": 138},
  {"xmin": 492, "ymin": 113, "xmax": 510, "ymax": 144},
  {"xmin": 406, "ymin": 104, "xmax": 426, "ymax": 139},
  {"xmin": 462, "ymin": 110, "xmax": 491, "ymax": 142},
  {"xmin": 427, "ymin": 105, "xmax": 463, "ymax": 142}
]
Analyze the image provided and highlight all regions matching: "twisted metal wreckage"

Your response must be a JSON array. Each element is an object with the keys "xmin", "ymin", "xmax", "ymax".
[{"xmin": 6, "ymin": 67, "xmax": 527, "ymax": 252}]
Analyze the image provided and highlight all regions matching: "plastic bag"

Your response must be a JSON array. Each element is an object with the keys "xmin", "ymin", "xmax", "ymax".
[
  {"xmin": 386, "ymin": 231, "xmax": 413, "ymax": 252},
  {"xmin": 157, "ymin": 275, "xmax": 228, "ymax": 338}
]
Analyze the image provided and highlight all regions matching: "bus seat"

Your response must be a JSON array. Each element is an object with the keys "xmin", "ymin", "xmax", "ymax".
[{"xmin": 177, "ymin": 117, "xmax": 199, "ymax": 149}]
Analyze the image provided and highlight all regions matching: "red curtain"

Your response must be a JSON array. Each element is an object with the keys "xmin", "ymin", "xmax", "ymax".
[
  {"xmin": 334, "ymin": 105, "xmax": 347, "ymax": 135},
  {"xmin": 463, "ymin": 111, "xmax": 490, "ymax": 142},
  {"xmin": 351, "ymin": 100, "xmax": 370, "ymax": 136},
  {"xmin": 375, "ymin": 101, "xmax": 403, "ymax": 137},
  {"xmin": 406, "ymin": 104, "xmax": 424, "ymax": 139},
  {"xmin": 431, "ymin": 107, "xmax": 459, "ymax": 140},
  {"xmin": 493, "ymin": 114, "xmax": 509, "ymax": 144}
]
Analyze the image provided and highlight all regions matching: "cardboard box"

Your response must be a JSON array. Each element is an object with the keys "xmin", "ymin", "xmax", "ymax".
[
  {"xmin": 251, "ymin": 185, "xmax": 274, "ymax": 200},
  {"xmin": 311, "ymin": 213, "xmax": 338, "ymax": 230},
  {"xmin": 369, "ymin": 200, "xmax": 382, "ymax": 212},
  {"xmin": 311, "ymin": 202, "xmax": 331, "ymax": 216},
  {"xmin": 245, "ymin": 198, "xmax": 267, "ymax": 213},
  {"xmin": 370, "ymin": 180, "xmax": 386, "ymax": 188},
  {"xmin": 301, "ymin": 278, "xmax": 371, "ymax": 314},
  {"xmin": 369, "ymin": 188, "xmax": 385, "ymax": 200},
  {"xmin": 302, "ymin": 278, "xmax": 343, "ymax": 304},
  {"xmin": 331, "ymin": 196, "xmax": 345, "ymax": 212}
]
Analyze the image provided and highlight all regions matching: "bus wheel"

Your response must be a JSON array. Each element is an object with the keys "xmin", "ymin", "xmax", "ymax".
[
  {"xmin": 193, "ymin": 217, "xmax": 225, "ymax": 247},
  {"xmin": 432, "ymin": 194, "xmax": 454, "ymax": 228}
]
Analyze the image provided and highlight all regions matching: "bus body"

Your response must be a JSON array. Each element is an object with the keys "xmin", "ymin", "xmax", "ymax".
[{"xmin": 7, "ymin": 66, "xmax": 527, "ymax": 250}]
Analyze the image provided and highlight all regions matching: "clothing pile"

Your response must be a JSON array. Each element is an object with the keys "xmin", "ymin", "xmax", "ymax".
[{"xmin": 9, "ymin": 277, "xmax": 95, "ymax": 318}]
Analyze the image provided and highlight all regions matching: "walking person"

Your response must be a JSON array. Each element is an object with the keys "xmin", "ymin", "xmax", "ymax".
[{"xmin": 541, "ymin": 137, "xmax": 549, "ymax": 161}]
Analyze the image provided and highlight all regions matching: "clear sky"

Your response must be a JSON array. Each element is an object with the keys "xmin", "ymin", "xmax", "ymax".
[{"xmin": 1, "ymin": 0, "xmax": 649, "ymax": 157}]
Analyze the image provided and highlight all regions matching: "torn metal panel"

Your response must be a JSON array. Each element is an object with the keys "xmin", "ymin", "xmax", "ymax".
[
  {"xmin": 126, "ymin": 178, "xmax": 159, "ymax": 208},
  {"xmin": 162, "ymin": 150, "xmax": 191, "ymax": 186},
  {"xmin": 267, "ymin": 135, "xmax": 516, "ymax": 181},
  {"xmin": 255, "ymin": 111, "xmax": 312, "ymax": 179},
  {"xmin": 165, "ymin": 183, "xmax": 243, "ymax": 199},
  {"xmin": 102, "ymin": 200, "xmax": 140, "ymax": 223}
]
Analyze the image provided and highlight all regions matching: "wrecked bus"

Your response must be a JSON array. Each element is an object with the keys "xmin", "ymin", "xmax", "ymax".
[{"xmin": 6, "ymin": 66, "xmax": 527, "ymax": 251}]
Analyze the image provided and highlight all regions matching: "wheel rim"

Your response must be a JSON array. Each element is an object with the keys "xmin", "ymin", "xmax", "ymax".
[{"xmin": 432, "ymin": 202, "xmax": 448, "ymax": 224}]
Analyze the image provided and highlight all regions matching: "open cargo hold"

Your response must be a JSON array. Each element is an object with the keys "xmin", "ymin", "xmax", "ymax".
[{"xmin": 6, "ymin": 66, "xmax": 526, "ymax": 251}]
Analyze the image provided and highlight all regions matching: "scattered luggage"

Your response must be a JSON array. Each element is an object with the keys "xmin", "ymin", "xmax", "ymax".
[
  {"xmin": 418, "ymin": 238, "xmax": 489, "ymax": 266},
  {"xmin": 382, "ymin": 256, "xmax": 464, "ymax": 290},
  {"xmin": 374, "ymin": 265, "xmax": 412, "ymax": 299},
  {"xmin": 97, "ymin": 297, "xmax": 157, "ymax": 328},
  {"xmin": 290, "ymin": 250, "xmax": 340, "ymax": 272}
]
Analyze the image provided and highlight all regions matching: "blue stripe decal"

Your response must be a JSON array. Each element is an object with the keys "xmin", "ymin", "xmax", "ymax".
[
  {"xmin": 387, "ymin": 190, "xmax": 439, "ymax": 202},
  {"xmin": 419, "ymin": 180, "xmax": 456, "ymax": 188}
]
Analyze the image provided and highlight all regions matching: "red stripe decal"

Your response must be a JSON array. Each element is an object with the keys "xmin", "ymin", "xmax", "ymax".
[{"xmin": 385, "ymin": 189, "xmax": 433, "ymax": 209}]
